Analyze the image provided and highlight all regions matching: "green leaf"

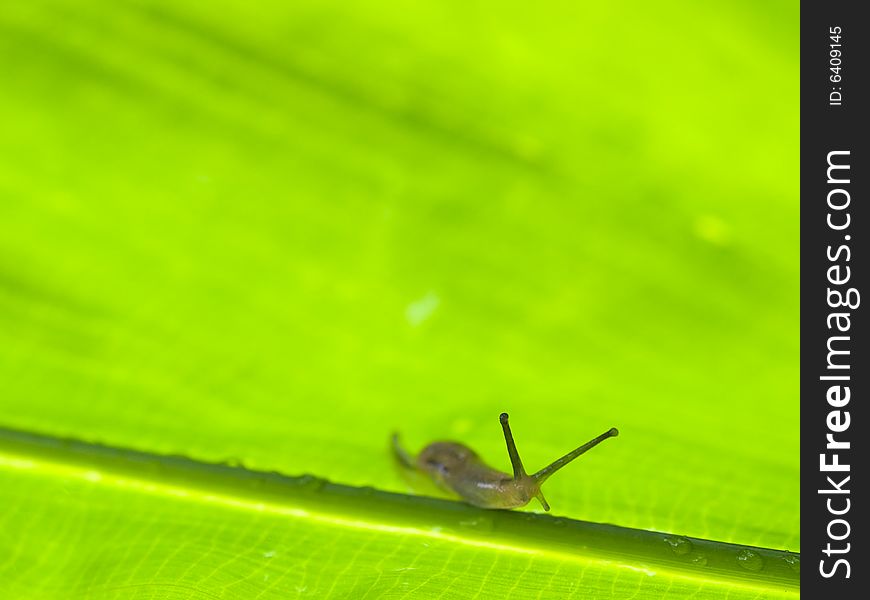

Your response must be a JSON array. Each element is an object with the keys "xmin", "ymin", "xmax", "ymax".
[
  {"xmin": 1, "ymin": 429, "xmax": 798, "ymax": 598},
  {"xmin": 0, "ymin": 0, "xmax": 798, "ymax": 598}
]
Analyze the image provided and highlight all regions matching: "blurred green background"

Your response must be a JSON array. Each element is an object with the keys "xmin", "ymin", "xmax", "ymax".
[{"xmin": 0, "ymin": 0, "xmax": 798, "ymax": 597}]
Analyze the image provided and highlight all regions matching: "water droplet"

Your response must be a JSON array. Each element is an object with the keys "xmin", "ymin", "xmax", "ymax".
[
  {"xmin": 736, "ymin": 549, "xmax": 764, "ymax": 572},
  {"xmin": 296, "ymin": 475, "xmax": 326, "ymax": 492},
  {"xmin": 694, "ymin": 215, "xmax": 731, "ymax": 245},
  {"xmin": 783, "ymin": 554, "xmax": 800, "ymax": 574},
  {"xmin": 405, "ymin": 291, "xmax": 440, "ymax": 326},
  {"xmin": 459, "ymin": 516, "xmax": 494, "ymax": 534},
  {"xmin": 690, "ymin": 554, "xmax": 708, "ymax": 566},
  {"xmin": 664, "ymin": 536, "xmax": 693, "ymax": 556}
]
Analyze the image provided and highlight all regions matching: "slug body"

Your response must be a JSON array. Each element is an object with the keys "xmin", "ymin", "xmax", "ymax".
[
  {"xmin": 416, "ymin": 442, "xmax": 536, "ymax": 509},
  {"xmin": 393, "ymin": 413, "xmax": 618, "ymax": 511}
]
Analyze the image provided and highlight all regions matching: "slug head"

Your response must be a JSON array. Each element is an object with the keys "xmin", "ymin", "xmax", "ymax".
[{"xmin": 500, "ymin": 413, "xmax": 618, "ymax": 511}]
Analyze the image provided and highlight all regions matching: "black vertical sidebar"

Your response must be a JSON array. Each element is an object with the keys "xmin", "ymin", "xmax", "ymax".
[{"xmin": 802, "ymin": 1, "xmax": 867, "ymax": 597}]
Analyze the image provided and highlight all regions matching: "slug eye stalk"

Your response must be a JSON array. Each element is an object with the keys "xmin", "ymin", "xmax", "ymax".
[{"xmin": 499, "ymin": 412, "xmax": 618, "ymax": 511}]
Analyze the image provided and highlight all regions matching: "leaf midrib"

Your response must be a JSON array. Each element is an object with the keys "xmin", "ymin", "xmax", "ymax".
[{"xmin": 0, "ymin": 426, "xmax": 799, "ymax": 593}]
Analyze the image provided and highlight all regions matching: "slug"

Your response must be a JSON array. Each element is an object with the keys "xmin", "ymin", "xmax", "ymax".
[{"xmin": 393, "ymin": 412, "xmax": 618, "ymax": 511}]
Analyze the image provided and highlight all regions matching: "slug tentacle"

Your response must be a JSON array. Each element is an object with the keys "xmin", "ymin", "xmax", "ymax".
[
  {"xmin": 531, "ymin": 427, "xmax": 619, "ymax": 485},
  {"xmin": 391, "ymin": 433, "xmax": 416, "ymax": 470},
  {"xmin": 499, "ymin": 412, "xmax": 527, "ymax": 479}
]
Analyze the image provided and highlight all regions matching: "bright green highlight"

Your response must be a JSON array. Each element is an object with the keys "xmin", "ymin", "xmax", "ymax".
[
  {"xmin": 0, "ymin": 466, "xmax": 796, "ymax": 600},
  {"xmin": 0, "ymin": 0, "xmax": 797, "ymax": 597}
]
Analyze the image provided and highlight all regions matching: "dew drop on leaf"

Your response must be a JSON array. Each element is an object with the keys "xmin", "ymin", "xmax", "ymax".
[
  {"xmin": 664, "ymin": 536, "xmax": 693, "ymax": 556},
  {"xmin": 736, "ymin": 549, "xmax": 764, "ymax": 572}
]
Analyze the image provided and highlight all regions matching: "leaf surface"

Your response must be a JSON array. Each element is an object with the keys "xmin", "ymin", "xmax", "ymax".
[{"xmin": 0, "ymin": 0, "xmax": 798, "ymax": 598}]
